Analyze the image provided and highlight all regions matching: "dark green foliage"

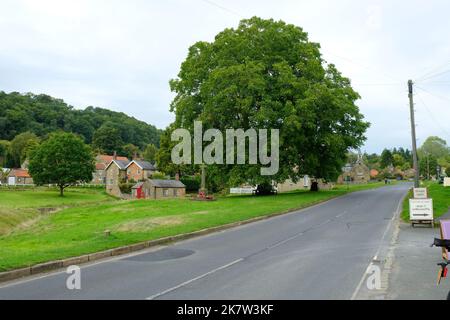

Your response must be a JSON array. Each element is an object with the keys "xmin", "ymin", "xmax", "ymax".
[
  {"xmin": 162, "ymin": 17, "xmax": 369, "ymax": 187},
  {"xmin": 143, "ymin": 143, "xmax": 158, "ymax": 163},
  {"xmin": 180, "ymin": 176, "xmax": 201, "ymax": 192},
  {"xmin": 8, "ymin": 132, "xmax": 40, "ymax": 168},
  {"xmin": 380, "ymin": 149, "xmax": 394, "ymax": 169},
  {"xmin": 119, "ymin": 182, "xmax": 134, "ymax": 194},
  {"xmin": 0, "ymin": 91, "xmax": 161, "ymax": 149}
]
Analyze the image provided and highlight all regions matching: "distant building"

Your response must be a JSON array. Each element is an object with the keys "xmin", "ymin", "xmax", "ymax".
[
  {"xmin": 132, "ymin": 179, "xmax": 185, "ymax": 199},
  {"xmin": 337, "ymin": 156, "xmax": 370, "ymax": 184},
  {"xmin": 277, "ymin": 176, "xmax": 311, "ymax": 192},
  {"xmin": 126, "ymin": 160, "xmax": 156, "ymax": 182},
  {"xmin": 92, "ymin": 154, "xmax": 129, "ymax": 185},
  {"xmin": 7, "ymin": 169, "xmax": 33, "ymax": 185},
  {"xmin": 370, "ymin": 169, "xmax": 380, "ymax": 179},
  {"xmin": 105, "ymin": 159, "xmax": 130, "ymax": 197}
]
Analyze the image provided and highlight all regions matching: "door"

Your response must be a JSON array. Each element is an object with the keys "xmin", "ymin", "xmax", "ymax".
[{"xmin": 8, "ymin": 177, "xmax": 15, "ymax": 185}]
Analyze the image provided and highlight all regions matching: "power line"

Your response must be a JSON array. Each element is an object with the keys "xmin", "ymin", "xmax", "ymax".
[
  {"xmin": 415, "ymin": 92, "xmax": 450, "ymax": 140},
  {"xmin": 415, "ymin": 85, "xmax": 450, "ymax": 103},
  {"xmin": 418, "ymin": 68, "xmax": 450, "ymax": 83},
  {"xmin": 415, "ymin": 60, "xmax": 450, "ymax": 82},
  {"xmin": 200, "ymin": 0, "xmax": 243, "ymax": 17},
  {"xmin": 352, "ymin": 82, "xmax": 403, "ymax": 86},
  {"xmin": 321, "ymin": 49, "xmax": 401, "ymax": 83}
]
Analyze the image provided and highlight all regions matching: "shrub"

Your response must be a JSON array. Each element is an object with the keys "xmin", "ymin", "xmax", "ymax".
[
  {"xmin": 151, "ymin": 172, "xmax": 167, "ymax": 180},
  {"xmin": 119, "ymin": 182, "xmax": 134, "ymax": 194},
  {"xmin": 181, "ymin": 175, "xmax": 201, "ymax": 192}
]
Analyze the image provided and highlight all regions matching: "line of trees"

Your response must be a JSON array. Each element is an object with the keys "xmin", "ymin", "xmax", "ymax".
[
  {"xmin": 0, "ymin": 91, "xmax": 162, "ymax": 167},
  {"xmin": 350, "ymin": 136, "xmax": 450, "ymax": 179}
]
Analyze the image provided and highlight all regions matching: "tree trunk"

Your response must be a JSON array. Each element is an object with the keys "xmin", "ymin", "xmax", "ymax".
[
  {"xmin": 59, "ymin": 185, "xmax": 64, "ymax": 197},
  {"xmin": 310, "ymin": 181, "xmax": 319, "ymax": 192}
]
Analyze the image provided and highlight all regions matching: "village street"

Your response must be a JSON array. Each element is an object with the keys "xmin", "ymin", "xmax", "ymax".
[{"xmin": 0, "ymin": 183, "xmax": 413, "ymax": 300}]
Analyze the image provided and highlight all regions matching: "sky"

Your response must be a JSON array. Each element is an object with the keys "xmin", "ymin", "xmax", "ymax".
[{"xmin": 1, "ymin": 0, "xmax": 450, "ymax": 154}]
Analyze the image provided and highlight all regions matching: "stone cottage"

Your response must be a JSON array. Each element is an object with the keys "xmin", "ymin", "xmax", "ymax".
[
  {"xmin": 92, "ymin": 154, "xmax": 129, "ymax": 185},
  {"xmin": 7, "ymin": 168, "xmax": 33, "ymax": 185},
  {"xmin": 132, "ymin": 179, "xmax": 185, "ymax": 199},
  {"xmin": 126, "ymin": 160, "xmax": 156, "ymax": 182},
  {"xmin": 105, "ymin": 159, "xmax": 130, "ymax": 197},
  {"xmin": 337, "ymin": 157, "xmax": 370, "ymax": 184}
]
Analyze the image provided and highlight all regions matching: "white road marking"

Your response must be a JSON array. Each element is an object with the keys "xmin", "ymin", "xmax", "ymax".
[
  {"xmin": 145, "ymin": 258, "xmax": 244, "ymax": 300},
  {"xmin": 350, "ymin": 191, "xmax": 406, "ymax": 300},
  {"xmin": 267, "ymin": 233, "xmax": 304, "ymax": 250}
]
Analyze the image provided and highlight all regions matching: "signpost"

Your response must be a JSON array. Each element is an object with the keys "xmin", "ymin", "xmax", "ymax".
[
  {"xmin": 444, "ymin": 177, "xmax": 450, "ymax": 187},
  {"xmin": 413, "ymin": 187, "xmax": 428, "ymax": 199},
  {"xmin": 410, "ymin": 187, "xmax": 433, "ymax": 228}
]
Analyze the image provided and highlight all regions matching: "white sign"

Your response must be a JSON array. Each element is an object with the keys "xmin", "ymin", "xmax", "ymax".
[
  {"xmin": 444, "ymin": 177, "xmax": 450, "ymax": 187},
  {"xmin": 230, "ymin": 187, "xmax": 255, "ymax": 194},
  {"xmin": 413, "ymin": 188, "xmax": 428, "ymax": 199},
  {"xmin": 409, "ymin": 199, "xmax": 433, "ymax": 221}
]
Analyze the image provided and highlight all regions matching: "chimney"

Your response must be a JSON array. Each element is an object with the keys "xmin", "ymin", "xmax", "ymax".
[
  {"xmin": 113, "ymin": 151, "xmax": 117, "ymax": 160},
  {"xmin": 175, "ymin": 172, "xmax": 180, "ymax": 181}
]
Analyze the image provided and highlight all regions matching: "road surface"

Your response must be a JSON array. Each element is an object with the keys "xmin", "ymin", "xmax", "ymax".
[{"xmin": 0, "ymin": 183, "xmax": 410, "ymax": 300}]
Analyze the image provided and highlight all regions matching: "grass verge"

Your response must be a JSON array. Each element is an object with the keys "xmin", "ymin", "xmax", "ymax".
[
  {"xmin": 401, "ymin": 182, "xmax": 450, "ymax": 222},
  {"xmin": 0, "ymin": 182, "xmax": 390, "ymax": 271}
]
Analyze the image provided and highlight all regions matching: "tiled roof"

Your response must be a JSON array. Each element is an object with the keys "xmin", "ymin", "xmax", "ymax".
[
  {"xmin": 150, "ymin": 179, "xmax": 185, "ymax": 188},
  {"xmin": 98, "ymin": 154, "xmax": 129, "ymax": 163},
  {"xmin": 106, "ymin": 159, "xmax": 131, "ymax": 170},
  {"xmin": 8, "ymin": 169, "xmax": 31, "ymax": 178},
  {"xmin": 96, "ymin": 163, "xmax": 106, "ymax": 170},
  {"xmin": 128, "ymin": 160, "xmax": 156, "ymax": 170}
]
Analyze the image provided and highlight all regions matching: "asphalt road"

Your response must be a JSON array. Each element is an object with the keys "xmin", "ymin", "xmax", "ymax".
[{"xmin": 0, "ymin": 183, "xmax": 410, "ymax": 300}]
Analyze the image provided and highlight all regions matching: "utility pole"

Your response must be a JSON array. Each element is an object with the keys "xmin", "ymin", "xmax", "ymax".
[{"xmin": 408, "ymin": 80, "xmax": 420, "ymax": 188}]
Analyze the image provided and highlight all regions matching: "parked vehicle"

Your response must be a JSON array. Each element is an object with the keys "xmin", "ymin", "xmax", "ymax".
[{"xmin": 431, "ymin": 238, "xmax": 450, "ymax": 299}]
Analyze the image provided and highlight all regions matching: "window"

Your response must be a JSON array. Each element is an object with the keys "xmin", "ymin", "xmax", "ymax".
[
  {"xmin": 163, "ymin": 189, "xmax": 169, "ymax": 197},
  {"xmin": 173, "ymin": 189, "xmax": 178, "ymax": 197}
]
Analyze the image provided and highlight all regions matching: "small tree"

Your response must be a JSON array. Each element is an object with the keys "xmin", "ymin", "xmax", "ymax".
[
  {"xmin": 143, "ymin": 143, "xmax": 158, "ymax": 163},
  {"xmin": 29, "ymin": 132, "xmax": 95, "ymax": 196}
]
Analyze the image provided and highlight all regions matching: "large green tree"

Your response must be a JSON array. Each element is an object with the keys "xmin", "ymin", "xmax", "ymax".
[
  {"xmin": 418, "ymin": 136, "xmax": 449, "ymax": 160},
  {"xmin": 162, "ymin": 17, "xmax": 369, "ymax": 188},
  {"xmin": 28, "ymin": 132, "xmax": 95, "ymax": 196}
]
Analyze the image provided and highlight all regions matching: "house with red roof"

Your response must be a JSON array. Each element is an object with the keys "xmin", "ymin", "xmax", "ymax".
[
  {"xmin": 7, "ymin": 169, "xmax": 33, "ymax": 185},
  {"xmin": 91, "ymin": 153, "xmax": 129, "ymax": 184}
]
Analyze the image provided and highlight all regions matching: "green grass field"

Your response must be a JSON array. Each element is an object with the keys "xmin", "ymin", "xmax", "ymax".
[
  {"xmin": 401, "ymin": 182, "xmax": 450, "ymax": 222},
  {"xmin": 0, "ymin": 182, "xmax": 389, "ymax": 271},
  {"xmin": 0, "ymin": 188, "xmax": 113, "ymax": 236}
]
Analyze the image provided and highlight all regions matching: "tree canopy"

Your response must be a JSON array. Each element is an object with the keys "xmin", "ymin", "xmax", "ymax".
[
  {"xmin": 28, "ymin": 132, "xmax": 95, "ymax": 196},
  {"xmin": 160, "ymin": 17, "xmax": 369, "ymax": 187},
  {"xmin": 0, "ymin": 91, "xmax": 162, "ymax": 149}
]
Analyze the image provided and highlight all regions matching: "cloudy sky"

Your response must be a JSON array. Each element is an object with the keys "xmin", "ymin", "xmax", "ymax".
[{"xmin": 1, "ymin": 0, "xmax": 450, "ymax": 153}]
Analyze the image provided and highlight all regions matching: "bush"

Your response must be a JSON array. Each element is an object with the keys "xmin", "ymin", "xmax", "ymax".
[
  {"xmin": 119, "ymin": 182, "xmax": 134, "ymax": 194},
  {"xmin": 152, "ymin": 172, "xmax": 167, "ymax": 180},
  {"xmin": 181, "ymin": 176, "xmax": 201, "ymax": 192}
]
